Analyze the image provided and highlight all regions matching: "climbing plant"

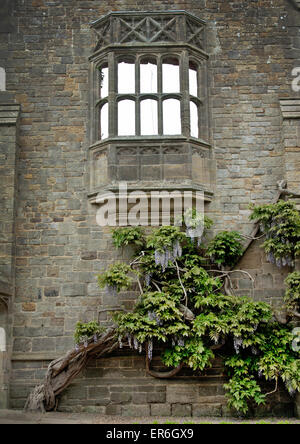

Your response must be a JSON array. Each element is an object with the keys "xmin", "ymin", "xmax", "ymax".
[
  {"xmin": 249, "ymin": 200, "xmax": 300, "ymax": 268},
  {"xmin": 284, "ymin": 271, "xmax": 300, "ymax": 318},
  {"xmin": 94, "ymin": 207, "xmax": 300, "ymax": 416},
  {"xmin": 25, "ymin": 203, "xmax": 300, "ymax": 415},
  {"xmin": 74, "ymin": 321, "xmax": 105, "ymax": 349},
  {"xmin": 206, "ymin": 231, "xmax": 244, "ymax": 268}
]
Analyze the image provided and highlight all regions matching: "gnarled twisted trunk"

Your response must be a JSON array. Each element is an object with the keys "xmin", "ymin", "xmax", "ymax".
[
  {"xmin": 25, "ymin": 328, "xmax": 118, "ymax": 412},
  {"xmin": 25, "ymin": 329, "xmax": 186, "ymax": 412}
]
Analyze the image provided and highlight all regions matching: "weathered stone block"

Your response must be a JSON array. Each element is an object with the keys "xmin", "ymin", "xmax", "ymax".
[
  {"xmin": 87, "ymin": 386, "xmax": 109, "ymax": 399},
  {"xmin": 81, "ymin": 251, "xmax": 97, "ymax": 260},
  {"xmin": 66, "ymin": 384, "xmax": 87, "ymax": 400},
  {"xmin": 44, "ymin": 288, "xmax": 59, "ymax": 297},
  {"xmin": 147, "ymin": 392, "xmax": 166, "ymax": 404},
  {"xmin": 171, "ymin": 403, "xmax": 192, "ymax": 417},
  {"xmin": 192, "ymin": 403, "xmax": 222, "ymax": 417},
  {"xmin": 106, "ymin": 404, "xmax": 122, "ymax": 416},
  {"xmin": 110, "ymin": 392, "xmax": 132, "ymax": 404},
  {"xmin": 32, "ymin": 338, "xmax": 56, "ymax": 352},
  {"xmin": 122, "ymin": 404, "xmax": 150, "ymax": 417},
  {"xmin": 21, "ymin": 302, "xmax": 36, "ymax": 312},
  {"xmin": 150, "ymin": 403, "xmax": 172, "ymax": 417},
  {"xmin": 13, "ymin": 338, "xmax": 31, "ymax": 353},
  {"xmin": 62, "ymin": 283, "xmax": 86, "ymax": 297},
  {"xmin": 166, "ymin": 385, "xmax": 198, "ymax": 404}
]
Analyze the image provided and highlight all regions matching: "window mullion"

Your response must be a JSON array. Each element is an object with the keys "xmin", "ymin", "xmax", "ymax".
[
  {"xmin": 157, "ymin": 55, "xmax": 163, "ymax": 136},
  {"xmin": 199, "ymin": 62, "xmax": 208, "ymax": 141},
  {"xmin": 181, "ymin": 50, "xmax": 190, "ymax": 138},
  {"xmin": 136, "ymin": 58, "xmax": 140, "ymax": 136},
  {"xmin": 108, "ymin": 52, "xmax": 116, "ymax": 137}
]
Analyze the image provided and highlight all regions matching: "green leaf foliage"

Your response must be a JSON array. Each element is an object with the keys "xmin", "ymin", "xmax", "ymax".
[
  {"xmin": 92, "ymin": 208, "xmax": 300, "ymax": 416},
  {"xmin": 206, "ymin": 231, "xmax": 244, "ymax": 267},
  {"xmin": 111, "ymin": 227, "xmax": 145, "ymax": 249},
  {"xmin": 97, "ymin": 263, "xmax": 133, "ymax": 292},
  {"xmin": 249, "ymin": 200, "xmax": 300, "ymax": 267},
  {"xmin": 284, "ymin": 271, "xmax": 300, "ymax": 313},
  {"xmin": 74, "ymin": 321, "xmax": 105, "ymax": 345}
]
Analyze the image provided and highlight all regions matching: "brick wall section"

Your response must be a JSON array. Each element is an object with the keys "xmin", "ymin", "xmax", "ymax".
[{"xmin": 0, "ymin": 0, "xmax": 298, "ymax": 413}]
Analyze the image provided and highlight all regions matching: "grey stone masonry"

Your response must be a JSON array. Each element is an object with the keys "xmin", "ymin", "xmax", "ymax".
[
  {"xmin": 0, "ymin": 95, "xmax": 20, "ymax": 409},
  {"xmin": 0, "ymin": 99, "xmax": 20, "ymax": 290},
  {"xmin": 279, "ymin": 98, "xmax": 300, "ymax": 195},
  {"xmin": 0, "ymin": 0, "xmax": 299, "ymax": 416}
]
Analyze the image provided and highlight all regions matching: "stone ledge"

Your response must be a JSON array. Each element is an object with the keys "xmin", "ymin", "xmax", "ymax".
[
  {"xmin": 280, "ymin": 99, "xmax": 300, "ymax": 119},
  {"xmin": 0, "ymin": 103, "xmax": 20, "ymax": 125},
  {"xmin": 12, "ymin": 353, "xmax": 61, "ymax": 361}
]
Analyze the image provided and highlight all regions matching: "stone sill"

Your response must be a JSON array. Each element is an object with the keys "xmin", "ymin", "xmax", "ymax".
[
  {"xmin": 89, "ymin": 136, "xmax": 211, "ymax": 151},
  {"xmin": 89, "ymin": 183, "xmax": 214, "ymax": 205},
  {"xmin": 280, "ymin": 98, "xmax": 300, "ymax": 119},
  {"xmin": 12, "ymin": 353, "xmax": 62, "ymax": 362},
  {"xmin": 0, "ymin": 103, "xmax": 20, "ymax": 125}
]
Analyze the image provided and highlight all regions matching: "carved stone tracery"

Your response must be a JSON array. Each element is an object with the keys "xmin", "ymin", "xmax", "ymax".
[{"xmin": 91, "ymin": 11, "xmax": 206, "ymax": 53}]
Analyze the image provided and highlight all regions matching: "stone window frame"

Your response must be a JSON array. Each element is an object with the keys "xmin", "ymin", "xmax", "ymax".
[
  {"xmin": 88, "ymin": 11, "xmax": 214, "ymax": 205},
  {"xmin": 92, "ymin": 49, "xmax": 208, "ymax": 143},
  {"xmin": 89, "ymin": 11, "xmax": 210, "ymax": 146}
]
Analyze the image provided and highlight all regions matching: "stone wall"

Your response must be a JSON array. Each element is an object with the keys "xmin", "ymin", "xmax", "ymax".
[
  {"xmin": 0, "ymin": 0, "xmax": 299, "ymax": 414},
  {"xmin": 10, "ymin": 353, "xmax": 294, "ymax": 418},
  {"xmin": 0, "ymin": 93, "xmax": 20, "ymax": 408},
  {"xmin": 232, "ymin": 238, "xmax": 292, "ymax": 307}
]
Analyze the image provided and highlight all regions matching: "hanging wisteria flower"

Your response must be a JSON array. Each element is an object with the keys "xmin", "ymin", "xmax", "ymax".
[
  {"xmin": 285, "ymin": 381, "xmax": 296, "ymax": 396},
  {"xmin": 154, "ymin": 249, "xmax": 162, "ymax": 267},
  {"xmin": 154, "ymin": 239, "xmax": 183, "ymax": 271},
  {"xmin": 282, "ymin": 257, "xmax": 287, "ymax": 267},
  {"xmin": 178, "ymin": 338, "xmax": 185, "ymax": 347},
  {"xmin": 233, "ymin": 337, "xmax": 243, "ymax": 354},
  {"xmin": 133, "ymin": 336, "xmax": 139, "ymax": 350},
  {"xmin": 148, "ymin": 310, "xmax": 163, "ymax": 326},
  {"xmin": 145, "ymin": 273, "xmax": 152, "ymax": 287},
  {"xmin": 118, "ymin": 335, "xmax": 123, "ymax": 349},
  {"xmin": 276, "ymin": 258, "xmax": 282, "ymax": 268},
  {"xmin": 251, "ymin": 346, "xmax": 258, "ymax": 355},
  {"xmin": 127, "ymin": 333, "xmax": 132, "ymax": 349},
  {"xmin": 267, "ymin": 252, "xmax": 275, "ymax": 264},
  {"xmin": 148, "ymin": 339, "xmax": 153, "ymax": 361}
]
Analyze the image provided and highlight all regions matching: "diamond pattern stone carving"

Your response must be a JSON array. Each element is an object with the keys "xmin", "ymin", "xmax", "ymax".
[
  {"xmin": 91, "ymin": 11, "xmax": 206, "ymax": 52},
  {"xmin": 186, "ymin": 18, "xmax": 205, "ymax": 49},
  {"xmin": 94, "ymin": 19, "xmax": 111, "ymax": 52}
]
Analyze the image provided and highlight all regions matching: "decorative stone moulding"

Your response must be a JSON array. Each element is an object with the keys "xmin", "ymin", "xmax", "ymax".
[
  {"xmin": 280, "ymin": 98, "xmax": 300, "ymax": 119},
  {"xmin": 88, "ymin": 11, "xmax": 214, "ymax": 214},
  {"xmin": 0, "ymin": 103, "xmax": 20, "ymax": 126},
  {"xmin": 88, "ymin": 138, "xmax": 214, "ymax": 203},
  {"xmin": 90, "ymin": 10, "xmax": 207, "ymax": 54}
]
